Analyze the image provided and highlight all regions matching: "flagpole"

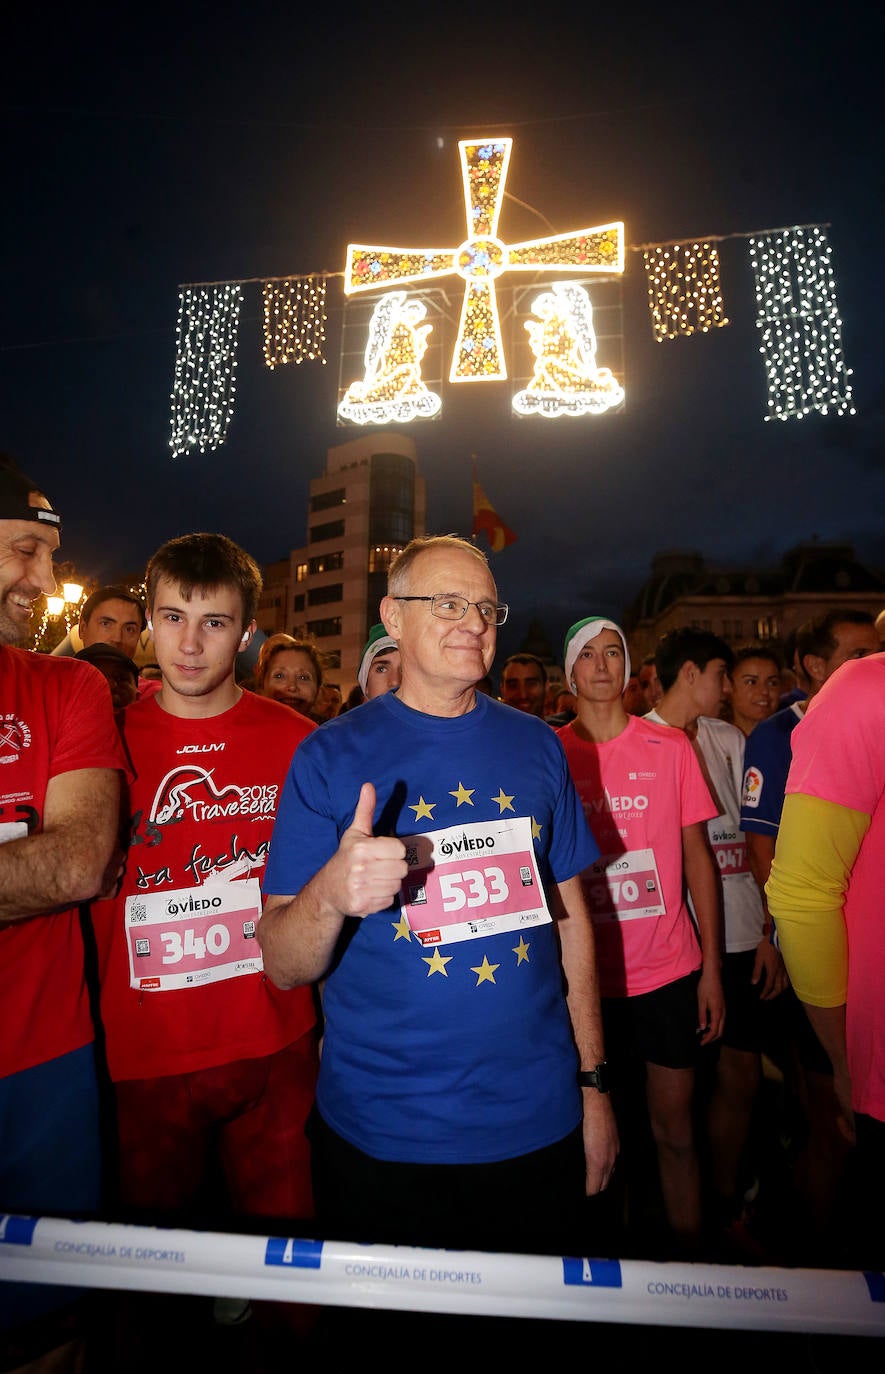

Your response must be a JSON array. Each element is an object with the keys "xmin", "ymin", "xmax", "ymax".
[{"xmin": 470, "ymin": 453, "xmax": 479, "ymax": 542}]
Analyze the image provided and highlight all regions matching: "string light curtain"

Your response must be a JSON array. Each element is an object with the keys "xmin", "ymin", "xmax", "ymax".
[
  {"xmin": 642, "ymin": 241, "xmax": 729, "ymax": 341},
  {"xmin": 169, "ymin": 284, "xmax": 243, "ymax": 457},
  {"xmin": 262, "ymin": 276, "xmax": 328, "ymax": 368},
  {"xmin": 749, "ymin": 226, "xmax": 854, "ymax": 421}
]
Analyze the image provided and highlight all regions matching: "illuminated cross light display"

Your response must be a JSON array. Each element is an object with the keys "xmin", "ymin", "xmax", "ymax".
[
  {"xmin": 749, "ymin": 226, "xmax": 854, "ymax": 421},
  {"xmin": 262, "ymin": 276, "xmax": 328, "ymax": 369},
  {"xmin": 341, "ymin": 136, "xmax": 624, "ymax": 423},
  {"xmin": 642, "ymin": 242, "xmax": 729, "ymax": 341},
  {"xmin": 169, "ymin": 285, "xmax": 243, "ymax": 456}
]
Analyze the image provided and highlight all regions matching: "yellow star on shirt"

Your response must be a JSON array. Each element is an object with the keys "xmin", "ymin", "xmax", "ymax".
[
  {"xmin": 531, "ymin": 816, "xmax": 542, "ymax": 840},
  {"xmin": 422, "ymin": 947, "xmax": 453, "ymax": 977},
  {"xmin": 512, "ymin": 937, "xmax": 530, "ymax": 965},
  {"xmin": 492, "ymin": 788, "xmax": 515, "ymax": 814},
  {"xmin": 470, "ymin": 955, "xmax": 500, "ymax": 985},
  {"xmin": 409, "ymin": 796, "xmax": 436, "ymax": 821},
  {"xmin": 391, "ymin": 914, "xmax": 412, "ymax": 942},
  {"xmin": 449, "ymin": 781, "xmax": 475, "ymax": 807}
]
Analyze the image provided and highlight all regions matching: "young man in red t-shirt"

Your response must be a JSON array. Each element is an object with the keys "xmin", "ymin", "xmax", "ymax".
[{"xmin": 90, "ymin": 532, "xmax": 319, "ymax": 1338}]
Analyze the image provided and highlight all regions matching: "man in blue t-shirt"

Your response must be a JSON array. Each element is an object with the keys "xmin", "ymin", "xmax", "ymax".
[
  {"xmin": 740, "ymin": 609, "xmax": 880, "ymax": 904},
  {"xmin": 260, "ymin": 534, "xmax": 618, "ymax": 1257}
]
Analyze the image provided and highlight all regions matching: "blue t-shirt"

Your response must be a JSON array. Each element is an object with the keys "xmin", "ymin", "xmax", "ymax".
[
  {"xmin": 263, "ymin": 689, "xmax": 599, "ymax": 1164},
  {"xmin": 739, "ymin": 703, "xmax": 804, "ymax": 837}
]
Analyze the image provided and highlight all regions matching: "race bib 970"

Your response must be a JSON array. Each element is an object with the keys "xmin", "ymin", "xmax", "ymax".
[{"xmin": 582, "ymin": 848, "xmax": 665, "ymax": 923}]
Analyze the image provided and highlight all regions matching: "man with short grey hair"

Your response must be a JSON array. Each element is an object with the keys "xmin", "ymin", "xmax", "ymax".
[{"xmin": 260, "ymin": 533, "xmax": 617, "ymax": 1262}]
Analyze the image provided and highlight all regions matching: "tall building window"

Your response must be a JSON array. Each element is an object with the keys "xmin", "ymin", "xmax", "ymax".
[
  {"xmin": 308, "ymin": 583, "xmax": 343, "ymax": 607},
  {"xmin": 310, "ymin": 520, "xmax": 345, "ymax": 543},
  {"xmin": 308, "ymin": 617, "xmax": 342, "ymax": 638},
  {"xmin": 295, "ymin": 562, "xmax": 308, "ymax": 583},
  {"xmin": 293, "ymin": 594, "xmax": 305, "ymax": 612},
  {"xmin": 309, "ymin": 552, "xmax": 344, "ymax": 574},
  {"xmin": 311, "ymin": 488, "xmax": 346, "ymax": 512},
  {"xmin": 369, "ymin": 454, "xmax": 415, "ymax": 546},
  {"xmin": 368, "ymin": 544, "xmax": 404, "ymax": 574}
]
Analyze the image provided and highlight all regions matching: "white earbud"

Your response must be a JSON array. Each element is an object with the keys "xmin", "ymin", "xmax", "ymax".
[
  {"xmin": 146, "ymin": 619, "xmax": 153, "ymax": 633},
  {"xmin": 241, "ymin": 632, "xmax": 250, "ymax": 644}
]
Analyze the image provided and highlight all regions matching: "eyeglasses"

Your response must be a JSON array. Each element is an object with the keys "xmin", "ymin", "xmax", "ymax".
[{"xmin": 393, "ymin": 594, "xmax": 509, "ymax": 626}]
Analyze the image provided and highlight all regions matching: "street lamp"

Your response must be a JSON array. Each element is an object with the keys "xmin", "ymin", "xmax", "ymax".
[{"xmin": 35, "ymin": 580, "xmax": 88, "ymax": 651}]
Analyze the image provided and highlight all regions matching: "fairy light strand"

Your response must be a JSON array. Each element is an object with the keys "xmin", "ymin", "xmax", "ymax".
[
  {"xmin": 642, "ymin": 241, "xmax": 729, "ymax": 341},
  {"xmin": 169, "ymin": 284, "xmax": 243, "ymax": 457},
  {"xmin": 748, "ymin": 226, "xmax": 854, "ymax": 421},
  {"xmin": 262, "ymin": 277, "xmax": 328, "ymax": 369}
]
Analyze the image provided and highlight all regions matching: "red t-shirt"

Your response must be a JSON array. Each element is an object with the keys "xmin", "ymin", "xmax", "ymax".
[
  {"xmin": 94, "ymin": 690, "xmax": 317, "ymax": 1081},
  {"xmin": 1, "ymin": 648, "xmax": 130, "ymax": 1076}
]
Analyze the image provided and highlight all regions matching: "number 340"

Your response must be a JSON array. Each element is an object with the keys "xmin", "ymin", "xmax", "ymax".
[
  {"xmin": 439, "ymin": 867, "xmax": 509, "ymax": 912},
  {"xmin": 160, "ymin": 925, "xmax": 231, "ymax": 964}
]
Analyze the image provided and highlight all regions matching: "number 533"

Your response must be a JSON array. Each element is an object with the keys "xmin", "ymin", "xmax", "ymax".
[{"xmin": 438, "ymin": 867, "xmax": 509, "ymax": 911}]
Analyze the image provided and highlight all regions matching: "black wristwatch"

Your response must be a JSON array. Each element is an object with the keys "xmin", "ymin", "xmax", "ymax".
[{"xmin": 578, "ymin": 1062, "xmax": 610, "ymax": 1093}]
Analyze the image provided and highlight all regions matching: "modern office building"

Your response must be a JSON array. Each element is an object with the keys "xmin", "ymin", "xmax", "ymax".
[{"xmin": 255, "ymin": 432, "xmax": 426, "ymax": 695}]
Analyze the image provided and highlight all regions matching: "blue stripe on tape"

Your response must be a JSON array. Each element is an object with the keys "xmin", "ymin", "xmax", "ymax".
[
  {"xmin": 0, "ymin": 1215, "xmax": 38, "ymax": 1247},
  {"xmin": 264, "ymin": 1237, "xmax": 324, "ymax": 1270},
  {"xmin": 562, "ymin": 1257, "xmax": 623, "ymax": 1288},
  {"xmin": 863, "ymin": 1272, "xmax": 885, "ymax": 1303}
]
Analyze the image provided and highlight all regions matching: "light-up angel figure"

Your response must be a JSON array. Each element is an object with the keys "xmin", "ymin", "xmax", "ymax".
[
  {"xmin": 512, "ymin": 282, "xmax": 625, "ymax": 418},
  {"xmin": 337, "ymin": 291, "xmax": 442, "ymax": 425}
]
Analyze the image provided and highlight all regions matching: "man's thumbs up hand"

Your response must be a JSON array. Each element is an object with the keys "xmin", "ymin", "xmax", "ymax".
[{"xmin": 334, "ymin": 782, "xmax": 408, "ymax": 918}]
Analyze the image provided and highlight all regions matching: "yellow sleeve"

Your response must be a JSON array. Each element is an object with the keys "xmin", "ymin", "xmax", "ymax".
[{"xmin": 765, "ymin": 793, "xmax": 869, "ymax": 1006}]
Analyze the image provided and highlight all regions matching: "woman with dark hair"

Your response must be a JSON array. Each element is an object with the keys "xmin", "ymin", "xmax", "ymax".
[{"xmin": 254, "ymin": 633, "xmax": 324, "ymax": 721}]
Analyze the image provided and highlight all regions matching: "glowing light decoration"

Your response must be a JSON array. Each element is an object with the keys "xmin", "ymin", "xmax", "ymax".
[
  {"xmin": 642, "ymin": 242, "xmax": 729, "ymax": 341},
  {"xmin": 262, "ymin": 276, "xmax": 328, "ymax": 369},
  {"xmin": 512, "ymin": 282, "xmax": 624, "ymax": 417},
  {"xmin": 33, "ymin": 577, "xmax": 88, "ymax": 651},
  {"xmin": 169, "ymin": 285, "xmax": 243, "ymax": 457},
  {"xmin": 337, "ymin": 292, "xmax": 442, "ymax": 425},
  {"xmin": 749, "ymin": 227, "xmax": 854, "ymax": 421},
  {"xmin": 344, "ymin": 137, "xmax": 624, "ymax": 383}
]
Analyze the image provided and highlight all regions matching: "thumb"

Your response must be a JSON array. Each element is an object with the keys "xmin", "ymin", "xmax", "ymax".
[{"xmin": 349, "ymin": 781, "xmax": 377, "ymax": 836}]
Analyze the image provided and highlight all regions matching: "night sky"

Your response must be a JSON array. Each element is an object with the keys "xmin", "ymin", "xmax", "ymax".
[{"xmin": 5, "ymin": 4, "xmax": 884, "ymax": 660}]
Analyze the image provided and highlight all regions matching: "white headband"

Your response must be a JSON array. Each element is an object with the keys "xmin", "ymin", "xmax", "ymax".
[
  {"xmin": 358, "ymin": 633, "xmax": 398, "ymax": 696},
  {"xmin": 563, "ymin": 618, "xmax": 632, "ymax": 694}
]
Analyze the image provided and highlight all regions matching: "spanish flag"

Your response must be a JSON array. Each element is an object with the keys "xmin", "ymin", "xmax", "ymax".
[{"xmin": 472, "ymin": 465, "xmax": 516, "ymax": 553}]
